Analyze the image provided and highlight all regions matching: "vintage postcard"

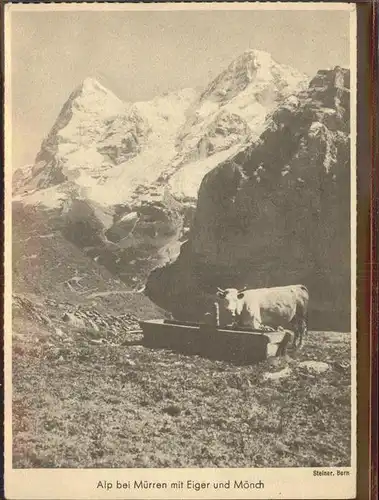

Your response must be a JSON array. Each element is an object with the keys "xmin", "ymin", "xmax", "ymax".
[{"xmin": 4, "ymin": 2, "xmax": 358, "ymax": 499}]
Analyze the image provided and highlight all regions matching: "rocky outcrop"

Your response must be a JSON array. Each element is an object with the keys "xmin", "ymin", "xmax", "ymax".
[
  {"xmin": 13, "ymin": 293, "xmax": 143, "ymax": 346},
  {"xmin": 146, "ymin": 67, "xmax": 351, "ymax": 330},
  {"xmin": 177, "ymin": 110, "xmax": 252, "ymax": 164},
  {"xmin": 97, "ymin": 108, "xmax": 151, "ymax": 165}
]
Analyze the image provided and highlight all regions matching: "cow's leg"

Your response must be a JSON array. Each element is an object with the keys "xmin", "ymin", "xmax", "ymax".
[
  {"xmin": 250, "ymin": 308, "xmax": 262, "ymax": 330},
  {"xmin": 289, "ymin": 316, "xmax": 301, "ymax": 349},
  {"xmin": 298, "ymin": 317, "xmax": 308, "ymax": 348},
  {"xmin": 297, "ymin": 301, "xmax": 309, "ymax": 348},
  {"xmin": 277, "ymin": 330, "xmax": 295, "ymax": 357},
  {"xmin": 231, "ymin": 314, "xmax": 242, "ymax": 329},
  {"xmin": 252, "ymin": 317, "xmax": 262, "ymax": 330},
  {"xmin": 292, "ymin": 316, "xmax": 307, "ymax": 349},
  {"xmin": 291, "ymin": 301, "xmax": 308, "ymax": 349},
  {"xmin": 296, "ymin": 321, "xmax": 303, "ymax": 348}
]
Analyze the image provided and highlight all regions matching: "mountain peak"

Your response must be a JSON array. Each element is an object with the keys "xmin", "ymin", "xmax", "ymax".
[
  {"xmin": 236, "ymin": 49, "xmax": 298, "ymax": 70},
  {"xmin": 68, "ymin": 77, "xmax": 123, "ymax": 109},
  {"xmin": 240, "ymin": 48, "xmax": 272, "ymax": 60},
  {"xmin": 226, "ymin": 49, "xmax": 276, "ymax": 78},
  {"xmin": 176, "ymin": 50, "xmax": 309, "ymax": 164},
  {"xmin": 50, "ymin": 77, "xmax": 123, "ymax": 131},
  {"xmin": 76, "ymin": 77, "xmax": 112, "ymax": 96},
  {"xmin": 199, "ymin": 49, "xmax": 308, "ymax": 106}
]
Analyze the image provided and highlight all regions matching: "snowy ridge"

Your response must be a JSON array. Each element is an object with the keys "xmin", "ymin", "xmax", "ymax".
[
  {"xmin": 16, "ymin": 85, "xmax": 198, "ymax": 208},
  {"xmin": 15, "ymin": 50, "xmax": 308, "ymax": 211}
]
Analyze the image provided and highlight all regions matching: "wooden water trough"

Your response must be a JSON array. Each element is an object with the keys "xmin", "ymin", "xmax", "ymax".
[{"xmin": 139, "ymin": 319, "xmax": 294, "ymax": 364}]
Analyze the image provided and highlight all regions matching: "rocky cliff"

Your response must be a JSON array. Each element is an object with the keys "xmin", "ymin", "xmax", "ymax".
[{"xmin": 146, "ymin": 67, "xmax": 351, "ymax": 330}]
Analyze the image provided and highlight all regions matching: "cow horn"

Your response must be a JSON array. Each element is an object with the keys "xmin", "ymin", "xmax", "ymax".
[
  {"xmin": 217, "ymin": 287, "xmax": 225, "ymax": 293},
  {"xmin": 238, "ymin": 286, "xmax": 248, "ymax": 293}
]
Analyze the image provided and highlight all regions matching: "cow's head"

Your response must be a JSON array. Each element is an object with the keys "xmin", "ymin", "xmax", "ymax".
[{"xmin": 216, "ymin": 287, "xmax": 247, "ymax": 317}]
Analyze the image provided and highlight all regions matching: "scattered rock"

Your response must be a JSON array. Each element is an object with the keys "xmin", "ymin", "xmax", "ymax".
[
  {"xmin": 62, "ymin": 312, "xmax": 86, "ymax": 329},
  {"xmin": 88, "ymin": 338, "xmax": 108, "ymax": 345},
  {"xmin": 298, "ymin": 361, "xmax": 330, "ymax": 373},
  {"xmin": 263, "ymin": 367, "xmax": 292, "ymax": 381},
  {"xmin": 54, "ymin": 327, "xmax": 64, "ymax": 338},
  {"xmin": 333, "ymin": 361, "xmax": 349, "ymax": 373},
  {"xmin": 162, "ymin": 405, "xmax": 181, "ymax": 417},
  {"xmin": 266, "ymin": 356, "xmax": 286, "ymax": 369},
  {"xmin": 124, "ymin": 359, "xmax": 136, "ymax": 367}
]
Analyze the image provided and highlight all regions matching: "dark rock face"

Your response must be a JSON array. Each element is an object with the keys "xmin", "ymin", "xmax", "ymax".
[
  {"xmin": 98, "ymin": 109, "xmax": 151, "ymax": 165},
  {"xmin": 146, "ymin": 68, "xmax": 351, "ymax": 331},
  {"xmin": 56, "ymin": 191, "xmax": 187, "ymax": 289},
  {"xmin": 178, "ymin": 110, "xmax": 251, "ymax": 163}
]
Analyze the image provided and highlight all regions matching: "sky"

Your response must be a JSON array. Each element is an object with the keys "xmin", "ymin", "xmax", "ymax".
[{"xmin": 9, "ymin": 7, "xmax": 352, "ymax": 170}]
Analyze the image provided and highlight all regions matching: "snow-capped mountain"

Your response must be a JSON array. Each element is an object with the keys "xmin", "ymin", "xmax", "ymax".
[
  {"xmin": 176, "ymin": 50, "xmax": 308, "ymax": 162},
  {"xmin": 13, "ymin": 50, "xmax": 309, "ymax": 286},
  {"xmin": 14, "ymin": 77, "xmax": 197, "ymax": 208}
]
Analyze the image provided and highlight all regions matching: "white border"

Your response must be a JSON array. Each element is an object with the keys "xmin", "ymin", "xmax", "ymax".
[{"xmin": 3, "ymin": 3, "xmax": 358, "ymax": 499}]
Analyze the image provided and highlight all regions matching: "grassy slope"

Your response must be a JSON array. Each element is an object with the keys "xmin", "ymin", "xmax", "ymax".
[
  {"xmin": 12, "ymin": 203, "xmax": 164, "ymax": 317},
  {"xmin": 13, "ymin": 320, "xmax": 351, "ymax": 469}
]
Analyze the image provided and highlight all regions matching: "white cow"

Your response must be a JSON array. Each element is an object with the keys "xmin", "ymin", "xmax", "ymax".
[{"xmin": 216, "ymin": 284, "xmax": 309, "ymax": 347}]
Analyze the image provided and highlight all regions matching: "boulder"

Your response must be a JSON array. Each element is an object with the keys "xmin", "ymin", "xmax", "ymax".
[
  {"xmin": 298, "ymin": 361, "xmax": 330, "ymax": 373},
  {"xmin": 146, "ymin": 67, "xmax": 351, "ymax": 331},
  {"xmin": 62, "ymin": 312, "xmax": 86, "ymax": 329}
]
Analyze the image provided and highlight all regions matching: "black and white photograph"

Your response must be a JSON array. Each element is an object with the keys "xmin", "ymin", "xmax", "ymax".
[{"xmin": 4, "ymin": 3, "xmax": 357, "ymax": 499}]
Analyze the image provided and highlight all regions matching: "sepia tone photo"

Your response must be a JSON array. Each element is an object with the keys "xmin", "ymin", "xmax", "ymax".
[{"xmin": 4, "ymin": 3, "xmax": 357, "ymax": 499}]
